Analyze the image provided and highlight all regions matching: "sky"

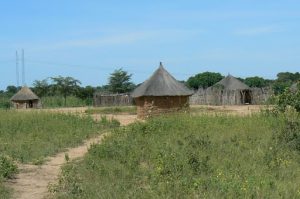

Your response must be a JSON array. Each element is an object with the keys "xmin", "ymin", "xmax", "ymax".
[{"xmin": 0, "ymin": 0, "xmax": 300, "ymax": 90}]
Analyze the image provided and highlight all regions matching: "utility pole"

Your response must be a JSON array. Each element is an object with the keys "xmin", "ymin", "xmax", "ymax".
[
  {"xmin": 16, "ymin": 51, "xmax": 19, "ymax": 87},
  {"xmin": 22, "ymin": 49, "xmax": 25, "ymax": 86}
]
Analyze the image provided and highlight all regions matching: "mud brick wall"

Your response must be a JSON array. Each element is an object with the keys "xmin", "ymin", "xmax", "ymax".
[{"xmin": 135, "ymin": 96, "xmax": 190, "ymax": 118}]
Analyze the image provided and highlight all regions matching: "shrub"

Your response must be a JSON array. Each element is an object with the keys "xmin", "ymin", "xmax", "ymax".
[
  {"xmin": 0, "ymin": 155, "xmax": 18, "ymax": 179},
  {"xmin": 99, "ymin": 116, "xmax": 120, "ymax": 128},
  {"xmin": 274, "ymin": 107, "xmax": 300, "ymax": 151},
  {"xmin": 275, "ymin": 88, "xmax": 300, "ymax": 113}
]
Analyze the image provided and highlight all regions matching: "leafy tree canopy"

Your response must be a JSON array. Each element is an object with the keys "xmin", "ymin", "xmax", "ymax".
[
  {"xmin": 272, "ymin": 72, "xmax": 300, "ymax": 95},
  {"xmin": 6, "ymin": 85, "xmax": 18, "ymax": 95},
  {"xmin": 108, "ymin": 68, "xmax": 135, "ymax": 93},
  {"xmin": 277, "ymin": 72, "xmax": 300, "ymax": 83},
  {"xmin": 33, "ymin": 79, "xmax": 49, "ymax": 97},
  {"xmin": 244, "ymin": 76, "xmax": 267, "ymax": 88},
  {"xmin": 187, "ymin": 72, "xmax": 223, "ymax": 89},
  {"xmin": 51, "ymin": 76, "xmax": 81, "ymax": 105}
]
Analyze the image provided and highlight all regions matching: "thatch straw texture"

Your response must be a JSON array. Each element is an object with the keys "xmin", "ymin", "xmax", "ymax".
[
  {"xmin": 132, "ymin": 63, "xmax": 193, "ymax": 97},
  {"xmin": 10, "ymin": 86, "xmax": 39, "ymax": 101}
]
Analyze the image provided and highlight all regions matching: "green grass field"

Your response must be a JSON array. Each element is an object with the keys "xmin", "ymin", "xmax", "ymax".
[
  {"xmin": 52, "ymin": 113, "xmax": 300, "ymax": 198},
  {"xmin": 85, "ymin": 106, "xmax": 136, "ymax": 115},
  {"xmin": 0, "ymin": 110, "xmax": 117, "ymax": 198}
]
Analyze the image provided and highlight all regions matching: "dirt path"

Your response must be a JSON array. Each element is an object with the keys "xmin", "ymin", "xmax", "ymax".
[
  {"xmin": 6, "ymin": 114, "xmax": 137, "ymax": 199},
  {"xmin": 6, "ymin": 133, "xmax": 109, "ymax": 199}
]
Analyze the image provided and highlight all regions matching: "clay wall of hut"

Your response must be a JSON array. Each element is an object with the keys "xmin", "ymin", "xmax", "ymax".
[
  {"xmin": 135, "ymin": 96, "xmax": 190, "ymax": 118},
  {"xmin": 190, "ymin": 87, "xmax": 272, "ymax": 105},
  {"xmin": 251, "ymin": 87, "xmax": 273, "ymax": 104},
  {"xmin": 11, "ymin": 99, "xmax": 41, "ymax": 109}
]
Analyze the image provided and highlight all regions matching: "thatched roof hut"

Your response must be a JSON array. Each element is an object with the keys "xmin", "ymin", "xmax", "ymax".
[
  {"xmin": 132, "ymin": 63, "xmax": 194, "ymax": 118},
  {"xmin": 213, "ymin": 75, "xmax": 250, "ymax": 90},
  {"xmin": 209, "ymin": 75, "xmax": 252, "ymax": 105},
  {"xmin": 10, "ymin": 86, "xmax": 41, "ymax": 109},
  {"xmin": 190, "ymin": 75, "xmax": 255, "ymax": 105}
]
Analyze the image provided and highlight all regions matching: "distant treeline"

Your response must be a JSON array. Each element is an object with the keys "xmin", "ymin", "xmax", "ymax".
[
  {"xmin": 186, "ymin": 71, "xmax": 300, "ymax": 94},
  {"xmin": 0, "ymin": 68, "xmax": 135, "ymax": 108},
  {"xmin": 1, "ymin": 69, "xmax": 299, "ymax": 108}
]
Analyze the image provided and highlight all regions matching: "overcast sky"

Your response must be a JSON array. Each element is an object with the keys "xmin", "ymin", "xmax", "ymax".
[{"xmin": 1, "ymin": 0, "xmax": 300, "ymax": 89}]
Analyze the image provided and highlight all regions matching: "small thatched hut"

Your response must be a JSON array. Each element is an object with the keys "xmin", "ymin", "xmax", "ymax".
[
  {"xmin": 10, "ymin": 86, "xmax": 41, "ymax": 109},
  {"xmin": 190, "ymin": 75, "xmax": 253, "ymax": 105},
  {"xmin": 132, "ymin": 63, "xmax": 194, "ymax": 118}
]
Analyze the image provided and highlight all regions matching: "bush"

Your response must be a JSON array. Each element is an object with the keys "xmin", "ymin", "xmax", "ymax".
[
  {"xmin": 275, "ymin": 88, "xmax": 300, "ymax": 113},
  {"xmin": 0, "ymin": 155, "xmax": 18, "ymax": 179},
  {"xmin": 99, "ymin": 116, "xmax": 120, "ymax": 128},
  {"xmin": 274, "ymin": 107, "xmax": 300, "ymax": 151}
]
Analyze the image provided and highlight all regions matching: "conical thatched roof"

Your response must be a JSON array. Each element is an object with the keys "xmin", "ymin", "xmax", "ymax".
[
  {"xmin": 212, "ymin": 75, "xmax": 250, "ymax": 90},
  {"xmin": 10, "ymin": 86, "xmax": 39, "ymax": 101},
  {"xmin": 131, "ymin": 63, "xmax": 194, "ymax": 98}
]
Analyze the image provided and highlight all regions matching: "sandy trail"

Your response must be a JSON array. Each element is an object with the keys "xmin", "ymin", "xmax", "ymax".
[
  {"xmin": 6, "ymin": 133, "xmax": 109, "ymax": 199},
  {"xmin": 6, "ymin": 114, "xmax": 137, "ymax": 199}
]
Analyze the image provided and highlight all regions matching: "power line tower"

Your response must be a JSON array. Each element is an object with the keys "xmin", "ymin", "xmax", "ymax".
[
  {"xmin": 16, "ymin": 51, "xmax": 19, "ymax": 87},
  {"xmin": 22, "ymin": 49, "xmax": 25, "ymax": 86}
]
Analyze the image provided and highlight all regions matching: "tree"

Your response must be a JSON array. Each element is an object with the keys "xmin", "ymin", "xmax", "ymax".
[
  {"xmin": 33, "ymin": 79, "xmax": 49, "ymax": 97},
  {"xmin": 6, "ymin": 85, "xmax": 18, "ymax": 95},
  {"xmin": 186, "ymin": 72, "xmax": 223, "ymax": 89},
  {"xmin": 277, "ymin": 72, "xmax": 300, "ymax": 83},
  {"xmin": 273, "ymin": 81, "xmax": 292, "ymax": 95},
  {"xmin": 51, "ymin": 76, "xmax": 81, "ymax": 106},
  {"xmin": 272, "ymin": 72, "xmax": 300, "ymax": 95},
  {"xmin": 244, "ymin": 76, "xmax": 267, "ymax": 88},
  {"xmin": 108, "ymin": 68, "xmax": 135, "ymax": 93},
  {"xmin": 76, "ymin": 86, "xmax": 95, "ymax": 99}
]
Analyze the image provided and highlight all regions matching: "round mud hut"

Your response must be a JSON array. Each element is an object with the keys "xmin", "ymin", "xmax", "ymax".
[
  {"xmin": 131, "ymin": 63, "xmax": 194, "ymax": 118},
  {"xmin": 10, "ymin": 86, "xmax": 41, "ymax": 109},
  {"xmin": 208, "ymin": 75, "xmax": 252, "ymax": 105}
]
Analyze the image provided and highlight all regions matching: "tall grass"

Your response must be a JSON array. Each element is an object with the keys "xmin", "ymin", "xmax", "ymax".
[
  {"xmin": 0, "ymin": 110, "xmax": 118, "ymax": 197},
  {"xmin": 0, "ymin": 110, "xmax": 117, "ymax": 197},
  {"xmin": 0, "ymin": 110, "xmax": 115, "ymax": 163},
  {"xmin": 41, "ymin": 96, "xmax": 91, "ymax": 108},
  {"xmin": 52, "ymin": 114, "xmax": 300, "ymax": 198}
]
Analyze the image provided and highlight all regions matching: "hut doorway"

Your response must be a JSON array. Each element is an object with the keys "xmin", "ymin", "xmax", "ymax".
[
  {"xmin": 241, "ymin": 90, "xmax": 252, "ymax": 104},
  {"xmin": 28, "ymin": 100, "xmax": 33, "ymax": 108}
]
